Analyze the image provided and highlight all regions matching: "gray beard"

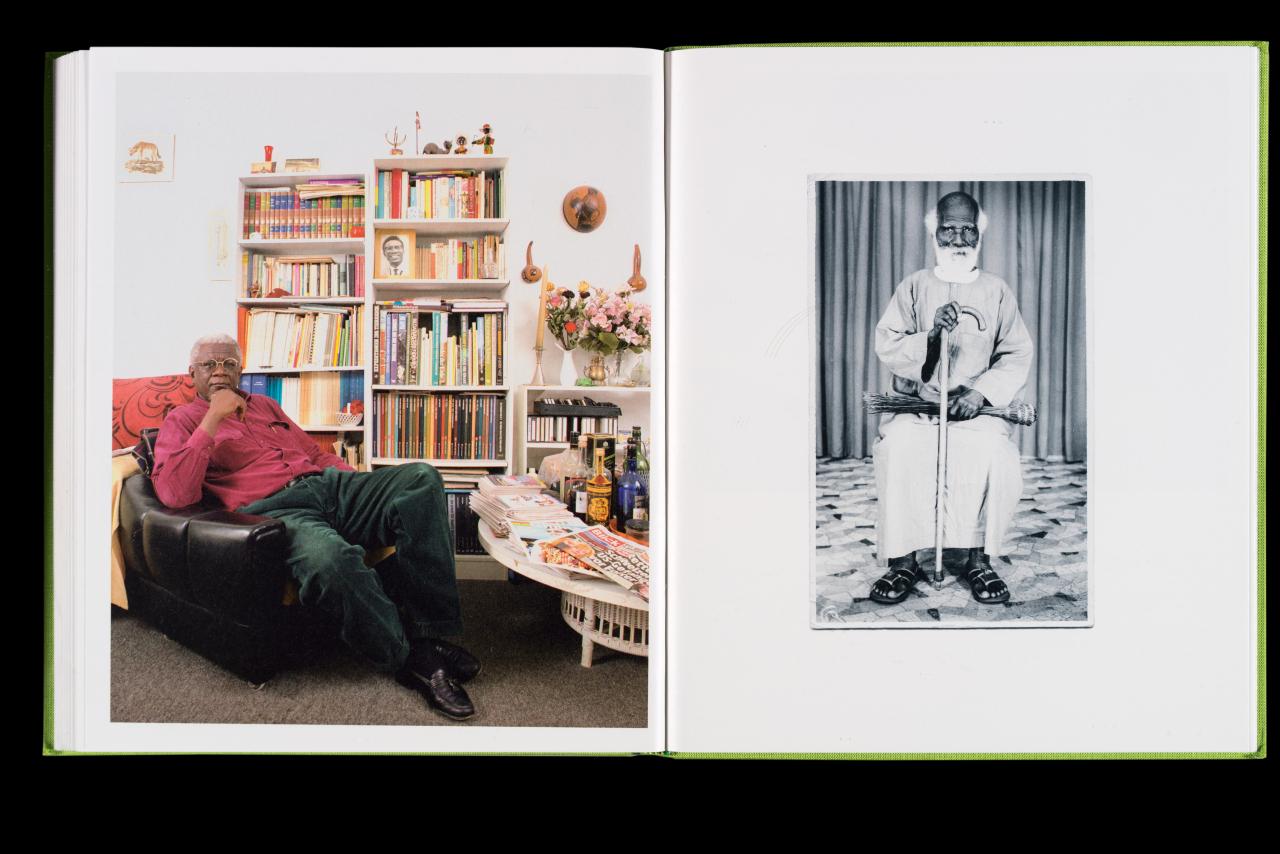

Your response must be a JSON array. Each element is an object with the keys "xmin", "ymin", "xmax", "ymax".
[{"xmin": 935, "ymin": 245, "xmax": 978, "ymax": 277}]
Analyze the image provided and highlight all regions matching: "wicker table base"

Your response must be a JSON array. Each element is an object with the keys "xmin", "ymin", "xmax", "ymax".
[
  {"xmin": 477, "ymin": 521, "xmax": 649, "ymax": 668},
  {"xmin": 560, "ymin": 592, "xmax": 649, "ymax": 667}
]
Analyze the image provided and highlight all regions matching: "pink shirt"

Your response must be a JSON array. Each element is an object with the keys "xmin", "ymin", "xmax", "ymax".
[{"xmin": 152, "ymin": 392, "xmax": 355, "ymax": 510}]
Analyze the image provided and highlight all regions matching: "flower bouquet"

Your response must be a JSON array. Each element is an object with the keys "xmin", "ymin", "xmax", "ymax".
[
  {"xmin": 579, "ymin": 285, "xmax": 652, "ymax": 385},
  {"xmin": 544, "ymin": 282, "xmax": 588, "ymax": 351}
]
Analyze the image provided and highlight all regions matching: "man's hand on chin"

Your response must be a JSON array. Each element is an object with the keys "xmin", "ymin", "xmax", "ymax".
[
  {"xmin": 200, "ymin": 388, "xmax": 247, "ymax": 437},
  {"xmin": 948, "ymin": 386, "xmax": 987, "ymax": 420}
]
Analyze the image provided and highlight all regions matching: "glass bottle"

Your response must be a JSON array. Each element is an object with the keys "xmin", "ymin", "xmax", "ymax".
[
  {"xmin": 631, "ymin": 425, "xmax": 650, "ymax": 491},
  {"xmin": 616, "ymin": 441, "xmax": 646, "ymax": 522},
  {"xmin": 625, "ymin": 494, "xmax": 650, "ymax": 542},
  {"xmin": 569, "ymin": 434, "xmax": 591, "ymax": 520},
  {"xmin": 540, "ymin": 430, "xmax": 580, "ymax": 501},
  {"xmin": 586, "ymin": 447, "xmax": 613, "ymax": 526}
]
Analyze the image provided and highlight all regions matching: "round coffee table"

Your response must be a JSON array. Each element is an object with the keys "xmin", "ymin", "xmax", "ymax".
[{"xmin": 477, "ymin": 521, "xmax": 649, "ymax": 667}]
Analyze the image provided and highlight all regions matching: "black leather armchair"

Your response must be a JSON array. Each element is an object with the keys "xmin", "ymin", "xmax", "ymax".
[{"xmin": 118, "ymin": 474, "xmax": 336, "ymax": 684}]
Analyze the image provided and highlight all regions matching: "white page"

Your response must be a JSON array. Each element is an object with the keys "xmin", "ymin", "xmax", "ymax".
[
  {"xmin": 668, "ymin": 46, "xmax": 1259, "ymax": 754},
  {"xmin": 54, "ymin": 46, "xmax": 667, "ymax": 754}
]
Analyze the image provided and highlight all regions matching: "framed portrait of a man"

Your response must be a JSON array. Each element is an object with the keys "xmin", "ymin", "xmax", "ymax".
[{"xmin": 377, "ymin": 230, "xmax": 415, "ymax": 278}]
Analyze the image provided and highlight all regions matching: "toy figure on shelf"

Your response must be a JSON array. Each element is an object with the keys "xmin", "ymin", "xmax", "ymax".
[
  {"xmin": 385, "ymin": 128, "xmax": 406, "ymax": 156},
  {"xmin": 251, "ymin": 144, "xmax": 276, "ymax": 174},
  {"xmin": 414, "ymin": 112, "xmax": 421, "ymax": 155},
  {"xmin": 472, "ymin": 123, "xmax": 495, "ymax": 154},
  {"xmin": 453, "ymin": 135, "xmax": 469, "ymax": 155},
  {"xmin": 423, "ymin": 139, "xmax": 453, "ymax": 155}
]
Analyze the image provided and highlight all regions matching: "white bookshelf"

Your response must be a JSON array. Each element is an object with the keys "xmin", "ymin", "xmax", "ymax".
[
  {"xmin": 371, "ymin": 458, "xmax": 508, "ymax": 468},
  {"xmin": 367, "ymin": 154, "xmax": 513, "ymax": 485},
  {"xmin": 243, "ymin": 365, "xmax": 366, "ymax": 374},
  {"xmin": 372, "ymin": 218, "xmax": 509, "ymax": 236},
  {"xmin": 514, "ymin": 384, "xmax": 652, "ymax": 476},
  {"xmin": 235, "ymin": 172, "xmax": 371, "ymax": 468},
  {"xmin": 237, "ymin": 297, "xmax": 364, "ymax": 307}
]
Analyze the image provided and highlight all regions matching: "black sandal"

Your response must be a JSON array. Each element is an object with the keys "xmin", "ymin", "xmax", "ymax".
[
  {"xmin": 964, "ymin": 550, "xmax": 1010, "ymax": 604},
  {"xmin": 869, "ymin": 554, "xmax": 921, "ymax": 604}
]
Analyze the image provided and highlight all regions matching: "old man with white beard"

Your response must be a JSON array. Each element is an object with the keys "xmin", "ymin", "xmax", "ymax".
[{"xmin": 869, "ymin": 191, "xmax": 1034, "ymax": 605}]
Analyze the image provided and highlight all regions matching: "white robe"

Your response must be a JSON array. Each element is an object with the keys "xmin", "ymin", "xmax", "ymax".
[{"xmin": 872, "ymin": 268, "xmax": 1034, "ymax": 564}]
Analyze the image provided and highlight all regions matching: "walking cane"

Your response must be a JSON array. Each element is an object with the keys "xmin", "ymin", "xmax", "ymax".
[{"xmin": 934, "ymin": 305, "xmax": 987, "ymax": 588}]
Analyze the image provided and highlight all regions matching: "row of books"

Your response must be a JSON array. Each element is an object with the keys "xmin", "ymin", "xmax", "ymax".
[
  {"xmin": 238, "ymin": 305, "xmax": 365, "ymax": 369},
  {"xmin": 372, "ymin": 391, "xmax": 506, "ymax": 461},
  {"xmin": 404, "ymin": 236, "xmax": 505, "ymax": 281},
  {"xmin": 238, "ymin": 371, "xmax": 363, "ymax": 426},
  {"xmin": 374, "ymin": 169, "xmax": 502, "ymax": 220},
  {"xmin": 241, "ymin": 253, "xmax": 365, "ymax": 299},
  {"xmin": 373, "ymin": 302, "xmax": 505, "ymax": 387},
  {"xmin": 242, "ymin": 188, "xmax": 365, "ymax": 240},
  {"xmin": 444, "ymin": 490, "xmax": 485, "ymax": 556},
  {"xmin": 526, "ymin": 416, "xmax": 620, "ymax": 443}
]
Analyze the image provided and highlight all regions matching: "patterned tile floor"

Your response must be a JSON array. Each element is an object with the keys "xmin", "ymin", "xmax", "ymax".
[{"xmin": 814, "ymin": 457, "xmax": 1088, "ymax": 626}]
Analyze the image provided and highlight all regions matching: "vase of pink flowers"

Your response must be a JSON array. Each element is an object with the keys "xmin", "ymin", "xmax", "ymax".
[{"xmin": 579, "ymin": 285, "xmax": 652, "ymax": 386}]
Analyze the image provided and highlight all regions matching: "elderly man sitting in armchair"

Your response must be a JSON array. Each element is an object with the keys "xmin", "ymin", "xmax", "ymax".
[{"xmin": 151, "ymin": 333, "xmax": 480, "ymax": 720}]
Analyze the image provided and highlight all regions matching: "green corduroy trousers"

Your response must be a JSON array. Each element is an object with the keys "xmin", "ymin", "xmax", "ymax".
[{"xmin": 240, "ymin": 463, "xmax": 462, "ymax": 672}]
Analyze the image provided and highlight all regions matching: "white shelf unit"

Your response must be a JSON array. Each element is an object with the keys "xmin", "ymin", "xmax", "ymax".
[
  {"xmin": 514, "ymin": 384, "xmax": 653, "ymax": 477},
  {"xmin": 240, "ymin": 365, "xmax": 366, "ymax": 374},
  {"xmin": 367, "ymin": 155, "xmax": 512, "ymax": 483},
  {"xmin": 371, "ymin": 458, "xmax": 508, "ymax": 468},
  {"xmin": 372, "ymin": 385, "xmax": 509, "ymax": 392},
  {"xmin": 235, "ymin": 172, "xmax": 371, "ymax": 468},
  {"xmin": 237, "ymin": 297, "xmax": 364, "ymax": 307}
]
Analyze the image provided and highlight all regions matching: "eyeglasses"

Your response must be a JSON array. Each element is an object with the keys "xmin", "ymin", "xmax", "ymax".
[
  {"xmin": 193, "ymin": 358, "xmax": 242, "ymax": 373},
  {"xmin": 937, "ymin": 225, "xmax": 979, "ymax": 242}
]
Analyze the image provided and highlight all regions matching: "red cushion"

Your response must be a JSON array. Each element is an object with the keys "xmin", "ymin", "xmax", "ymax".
[{"xmin": 112, "ymin": 375, "xmax": 196, "ymax": 450}]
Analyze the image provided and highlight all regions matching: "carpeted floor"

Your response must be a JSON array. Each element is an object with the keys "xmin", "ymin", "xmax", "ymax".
[
  {"xmin": 814, "ymin": 457, "xmax": 1089, "ymax": 626},
  {"xmin": 112, "ymin": 579, "xmax": 649, "ymax": 727}
]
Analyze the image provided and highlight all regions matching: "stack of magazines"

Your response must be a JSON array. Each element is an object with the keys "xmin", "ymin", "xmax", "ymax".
[
  {"xmin": 470, "ymin": 490, "xmax": 575, "ymax": 538},
  {"xmin": 476, "ymin": 473, "xmax": 547, "ymax": 497}
]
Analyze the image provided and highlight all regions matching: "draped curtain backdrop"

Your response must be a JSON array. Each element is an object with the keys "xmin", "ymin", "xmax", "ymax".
[{"xmin": 816, "ymin": 180, "xmax": 1086, "ymax": 462}]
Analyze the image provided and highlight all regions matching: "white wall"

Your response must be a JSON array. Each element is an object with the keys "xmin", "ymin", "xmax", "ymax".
[{"xmin": 112, "ymin": 66, "xmax": 660, "ymax": 414}]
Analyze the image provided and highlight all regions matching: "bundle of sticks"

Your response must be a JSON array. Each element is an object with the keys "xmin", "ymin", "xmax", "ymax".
[{"xmin": 862, "ymin": 392, "xmax": 1037, "ymax": 426}]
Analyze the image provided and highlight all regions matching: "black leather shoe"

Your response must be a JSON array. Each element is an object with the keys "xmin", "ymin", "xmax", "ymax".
[
  {"xmin": 396, "ymin": 665, "xmax": 476, "ymax": 720},
  {"xmin": 426, "ymin": 638, "xmax": 482, "ymax": 683}
]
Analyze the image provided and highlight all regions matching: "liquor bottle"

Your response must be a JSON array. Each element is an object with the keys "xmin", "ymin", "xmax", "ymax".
[
  {"xmin": 586, "ymin": 447, "xmax": 613, "ymax": 526},
  {"xmin": 625, "ymin": 494, "xmax": 650, "ymax": 542},
  {"xmin": 631, "ymin": 425, "xmax": 650, "ymax": 493},
  {"xmin": 569, "ymin": 434, "xmax": 591, "ymax": 521},
  {"xmin": 616, "ymin": 441, "xmax": 647, "ymax": 522}
]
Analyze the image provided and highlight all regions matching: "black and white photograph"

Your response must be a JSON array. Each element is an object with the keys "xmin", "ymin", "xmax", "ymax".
[{"xmin": 812, "ymin": 179, "xmax": 1089, "ymax": 627}]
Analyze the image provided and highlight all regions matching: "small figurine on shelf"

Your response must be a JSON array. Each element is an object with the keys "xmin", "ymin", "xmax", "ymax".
[
  {"xmin": 251, "ymin": 144, "xmax": 276, "ymax": 174},
  {"xmin": 423, "ymin": 139, "xmax": 453, "ymax": 155},
  {"xmin": 414, "ymin": 111, "xmax": 421, "ymax": 156},
  {"xmin": 472, "ymin": 123, "xmax": 495, "ymax": 154},
  {"xmin": 385, "ymin": 127, "xmax": 406, "ymax": 156},
  {"xmin": 453, "ymin": 135, "xmax": 469, "ymax": 155}
]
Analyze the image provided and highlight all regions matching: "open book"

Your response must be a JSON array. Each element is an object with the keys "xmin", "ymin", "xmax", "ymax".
[{"xmin": 49, "ymin": 45, "xmax": 1263, "ymax": 757}]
